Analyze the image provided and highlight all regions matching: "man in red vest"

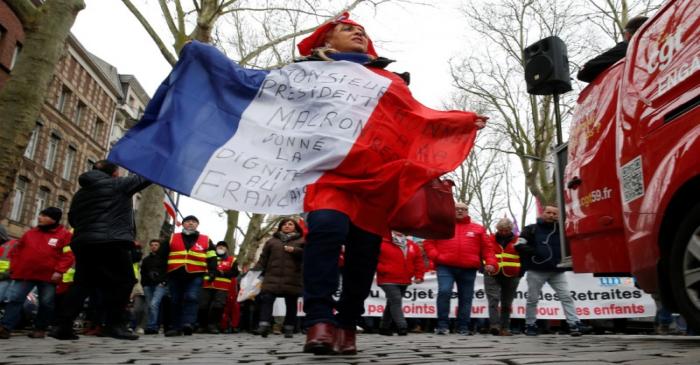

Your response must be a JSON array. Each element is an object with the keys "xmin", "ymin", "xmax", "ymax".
[
  {"xmin": 162, "ymin": 215, "xmax": 216, "ymax": 336},
  {"xmin": 484, "ymin": 218, "xmax": 521, "ymax": 336},
  {"xmin": 198, "ymin": 241, "xmax": 238, "ymax": 333},
  {"xmin": 423, "ymin": 202, "xmax": 497, "ymax": 335}
]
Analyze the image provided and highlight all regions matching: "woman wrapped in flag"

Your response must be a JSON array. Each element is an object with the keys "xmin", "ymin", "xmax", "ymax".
[{"xmin": 108, "ymin": 12, "xmax": 487, "ymax": 354}]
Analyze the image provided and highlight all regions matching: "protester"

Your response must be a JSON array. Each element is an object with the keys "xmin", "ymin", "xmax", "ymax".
[
  {"xmin": 51, "ymin": 160, "xmax": 151, "ymax": 340},
  {"xmin": 515, "ymin": 206, "xmax": 586, "ymax": 336},
  {"xmin": 254, "ymin": 218, "xmax": 305, "ymax": 338},
  {"xmin": 198, "ymin": 241, "xmax": 238, "ymax": 334},
  {"xmin": 484, "ymin": 218, "xmax": 521, "ymax": 336},
  {"xmin": 0, "ymin": 208, "xmax": 73, "ymax": 339},
  {"xmin": 297, "ymin": 13, "xmax": 487, "ymax": 355},
  {"xmin": 0, "ymin": 225, "xmax": 17, "ymax": 304},
  {"xmin": 376, "ymin": 231, "xmax": 425, "ymax": 336},
  {"xmin": 577, "ymin": 16, "xmax": 648, "ymax": 82},
  {"xmin": 423, "ymin": 202, "xmax": 497, "ymax": 335},
  {"xmin": 161, "ymin": 215, "xmax": 216, "ymax": 336},
  {"xmin": 129, "ymin": 242, "xmax": 146, "ymax": 334},
  {"xmin": 141, "ymin": 239, "xmax": 168, "ymax": 334}
]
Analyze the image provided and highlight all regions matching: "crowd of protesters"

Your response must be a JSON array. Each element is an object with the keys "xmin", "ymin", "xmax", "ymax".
[{"xmin": 0, "ymin": 160, "xmax": 694, "ymax": 344}]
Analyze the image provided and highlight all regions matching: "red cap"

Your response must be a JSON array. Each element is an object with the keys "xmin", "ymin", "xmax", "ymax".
[{"xmin": 297, "ymin": 12, "xmax": 378, "ymax": 57}]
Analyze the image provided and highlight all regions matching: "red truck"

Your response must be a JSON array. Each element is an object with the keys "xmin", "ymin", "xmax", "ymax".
[{"xmin": 562, "ymin": 0, "xmax": 699, "ymax": 329}]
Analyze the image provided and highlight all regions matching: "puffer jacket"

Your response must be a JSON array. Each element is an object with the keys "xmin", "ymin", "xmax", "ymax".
[
  {"xmin": 9, "ymin": 224, "xmax": 73, "ymax": 282},
  {"xmin": 68, "ymin": 170, "xmax": 151, "ymax": 245},
  {"xmin": 253, "ymin": 232, "xmax": 305, "ymax": 296},
  {"xmin": 376, "ymin": 237, "xmax": 426, "ymax": 285},
  {"xmin": 423, "ymin": 217, "xmax": 497, "ymax": 269}
]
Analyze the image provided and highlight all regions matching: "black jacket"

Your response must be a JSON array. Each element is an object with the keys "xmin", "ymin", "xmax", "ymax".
[
  {"xmin": 515, "ymin": 219, "xmax": 566, "ymax": 272},
  {"xmin": 141, "ymin": 252, "xmax": 167, "ymax": 286},
  {"xmin": 576, "ymin": 41, "xmax": 628, "ymax": 83},
  {"xmin": 68, "ymin": 170, "xmax": 151, "ymax": 246}
]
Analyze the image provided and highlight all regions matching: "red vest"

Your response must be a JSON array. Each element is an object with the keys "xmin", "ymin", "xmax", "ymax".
[
  {"xmin": 167, "ymin": 233, "xmax": 212, "ymax": 273},
  {"xmin": 0, "ymin": 240, "xmax": 17, "ymax": 274},
  {"xmin": 489, "ymin": 235, "xmax": 521, "ymax": 277},
  {"xmin": 203, "ymin": 256, "xmax": 235, "ymax": 291}
]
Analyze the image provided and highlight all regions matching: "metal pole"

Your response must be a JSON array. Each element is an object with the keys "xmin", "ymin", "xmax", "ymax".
[{"xmin": 553, "ymin": 93, "xmax": 563, "ymax": 146}]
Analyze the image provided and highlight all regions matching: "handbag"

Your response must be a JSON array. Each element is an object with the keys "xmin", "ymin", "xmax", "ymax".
[{"xmin": 389, "ymin": 178, "xmax": 456, "ymax": 239}]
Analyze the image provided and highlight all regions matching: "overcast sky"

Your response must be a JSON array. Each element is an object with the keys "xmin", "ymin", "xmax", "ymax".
[{"xmin": 70, "ymin": 0, "xmax": 475, "ymax": 243}]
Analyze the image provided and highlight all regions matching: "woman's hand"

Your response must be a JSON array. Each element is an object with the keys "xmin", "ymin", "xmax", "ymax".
[
  {"xmin": 283, "ymin": 245, "xmax": 295, "ymax": 253},
  {"xmin": 475, "ymin": 114, "xmax": 489, "ymax": 130}
]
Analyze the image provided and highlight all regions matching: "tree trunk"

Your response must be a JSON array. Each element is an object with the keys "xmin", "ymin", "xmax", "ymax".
[
  {"xmin": 223, "ymin": 209, "xmax": 239, "ymax": 252},
  {"xmin": 237, "ymin": 213, "xmax": 265, "ymax": 267},
  {"xmin": 0, "ymin": 0, "xmax": 85, "ymax": 206},
  {"xmin": 135, "ymin": 185, "xmax": 166, "ymax": 252}
]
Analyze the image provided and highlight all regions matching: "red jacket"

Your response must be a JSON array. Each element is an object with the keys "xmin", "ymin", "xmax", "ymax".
[
  {"xmin": 423, "ymin": 217, "xmax": 497, "ymax": 269},
  {"xmin": 10, "ymin": 225, "xmax": 73, "ymax": 282},
  {"xmin": 376, "ymin": 238, "xmax": 426, "ymax": 285}
]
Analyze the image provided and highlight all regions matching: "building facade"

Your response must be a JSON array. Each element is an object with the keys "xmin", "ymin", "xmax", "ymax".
[
  {"xmin": 0, "ymin": 6, "xmax": 149, "ymax": 237},
  {"xmin": 0, "ymin": 0, "xmax": 24, "ymax": 89}
]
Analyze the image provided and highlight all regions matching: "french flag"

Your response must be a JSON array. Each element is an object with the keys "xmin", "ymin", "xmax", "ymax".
[{"xmin": 109, "ymin": 42, "xmax": 478, "ymax": 235}]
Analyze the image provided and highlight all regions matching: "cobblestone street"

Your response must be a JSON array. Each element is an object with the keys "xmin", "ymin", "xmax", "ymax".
[{"xmin": 1, "ymin": 332, "xmax": 699, "ymax": 364}]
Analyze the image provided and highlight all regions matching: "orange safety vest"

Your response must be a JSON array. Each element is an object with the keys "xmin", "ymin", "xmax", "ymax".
[
  {"xmin": 167, "ymin": 233, "xmax": 214, "ymax": 273},
  {"xmin": 203, "ymin": 255, "xmax": 235, "ymax": 291},
  {"xmin": 491, "ymin": 236, "xmax": 521, "ymax": 277}
]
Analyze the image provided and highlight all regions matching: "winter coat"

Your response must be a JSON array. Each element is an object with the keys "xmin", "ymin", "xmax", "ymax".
[
  {"xmin": 9, "ymin": 225, "xmax": 74, "ymax": 282},
  {"xmin": 515, "ymin": 219, "xmax": 566, "ymax": 272},
  {"xmin": 68, "ymin": 170, "xmax": 151, "ymax": 246},
  {"xmin": 376, "ymin": 237, "xmax": 426, "ymax": 285},
  {"xmin": 423, "ymin": 217, "xmax": 497, "ymax": 269},
  {"xmin": 253, "ymin": 232, "xmax": 305, "ymax": 296},
  {"xmin": 141, "ymin": 251, "xmax": 167, "ymax": 287}
]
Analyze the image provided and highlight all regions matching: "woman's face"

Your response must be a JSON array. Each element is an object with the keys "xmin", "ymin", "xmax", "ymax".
[
  {"xmin": 281, "ymin": 221, "xmax": 296, "ymax": 234},
  {"xmin": 324, "ymin": 23, "xmax": 369, "ymax": 53}
]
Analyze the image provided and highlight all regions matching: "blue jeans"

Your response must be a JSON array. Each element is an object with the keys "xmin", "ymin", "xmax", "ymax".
[
  {"xmin": 303, "ymin": 209, "xmax": 381, "ymax": 328},
  {"xmin": 436, "ymin": 265, "xmax": 477, "ymax": 331},
  {"xmin": 143, "ymin": 284, "xmax": 168, "ymax": 331},
  {"xmin": 1, "ymin": 280, "xmax": 56, "ymax": 330},
  {"xmin": 0, "ymin": 280, "xmax": 13, "ymax": 303},
  {"xmin": 168, "ymin": 275, "xmax": 203, "ymax": 330}
]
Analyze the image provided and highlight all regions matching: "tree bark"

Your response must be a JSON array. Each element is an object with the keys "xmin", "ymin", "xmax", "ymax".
[
  {"xmin": 223, "ymin": 209, "xmax": 239, "ymax": 252},
  {"xmin": 237, "ymin": 213, "xmax": 265, "ymax": 266},
  {"xmin": 135, "ymin": 185, "xmax": 167, "ymax": 253},
  {"xmin": 0, "ymin": 0, "xmax": 85, "ymax": 208}
]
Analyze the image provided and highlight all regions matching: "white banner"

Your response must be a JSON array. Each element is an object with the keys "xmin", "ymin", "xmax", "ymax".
[{"xmin": 273, "ymin": 272, "xmax": 656, "ymax": 319}]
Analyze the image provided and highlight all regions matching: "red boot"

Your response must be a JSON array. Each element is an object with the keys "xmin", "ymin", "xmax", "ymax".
[
  {"xmin": 303, "ymin": 322, "xmax": 336, "ymax": 355},
  {"xmin": 333, "ymin": 327, "xmax": 357, "ymax": 355}
]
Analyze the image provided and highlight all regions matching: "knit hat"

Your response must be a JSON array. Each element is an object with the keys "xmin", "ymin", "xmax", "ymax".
[
  {"xmin": 40, "ymin": 207, "xmax": 62, "ymax": 223},
  {"xmin": 297, "ymin": 12, "xmax": 378, "ymax": 57},
  {"xmin": 216, "ymin": 241, "xmax": 228, "ymax": 250},
  {"xmin": 182, "ymin": 215, "xmax": 199, "ymax": 224}
]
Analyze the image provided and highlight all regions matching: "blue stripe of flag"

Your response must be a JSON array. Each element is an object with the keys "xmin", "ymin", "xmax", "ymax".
[{"xmin": 108, "ymin": 41, "xmax": 269, "ymax": 194}]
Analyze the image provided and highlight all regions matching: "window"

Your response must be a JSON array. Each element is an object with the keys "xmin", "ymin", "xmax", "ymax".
[
  {"xmin": 44, "ymin": 133, "xmax": 60, "ymax": 171},
  {"xmin": 74, "ymin": 102, "xmax": 85, "ymax": 124},
  {"xmin": 93, "ymin": 118, "xmax": 105, "ymax": 141},
  {"xmin": 62, "ymin": 146, "xmax": 76, "ymax": 180},
  {"xmin": 57, "ymin": 87, "xmax": 71, "ymax": 113},
  {"xmin": 56, "ymin": 196, "xmax": 68, "ymax": 218},
  {"xmin": 86, "ymin": 158, "xmax": 95, "ymax": 174},
  {"xmin": 32, "ymin": 187, "xmax": 50, "ymax": 226},
  {"xmin": 10, "ymin": 43, "xmax": 22, "ymax": 70},
  {"xmin": 23, "ymin": 122, "xmax": 42, "ymax": 159},
  {"xmin": 9, "ymin": 176, "xmax": 28, "ymax": 221}
]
